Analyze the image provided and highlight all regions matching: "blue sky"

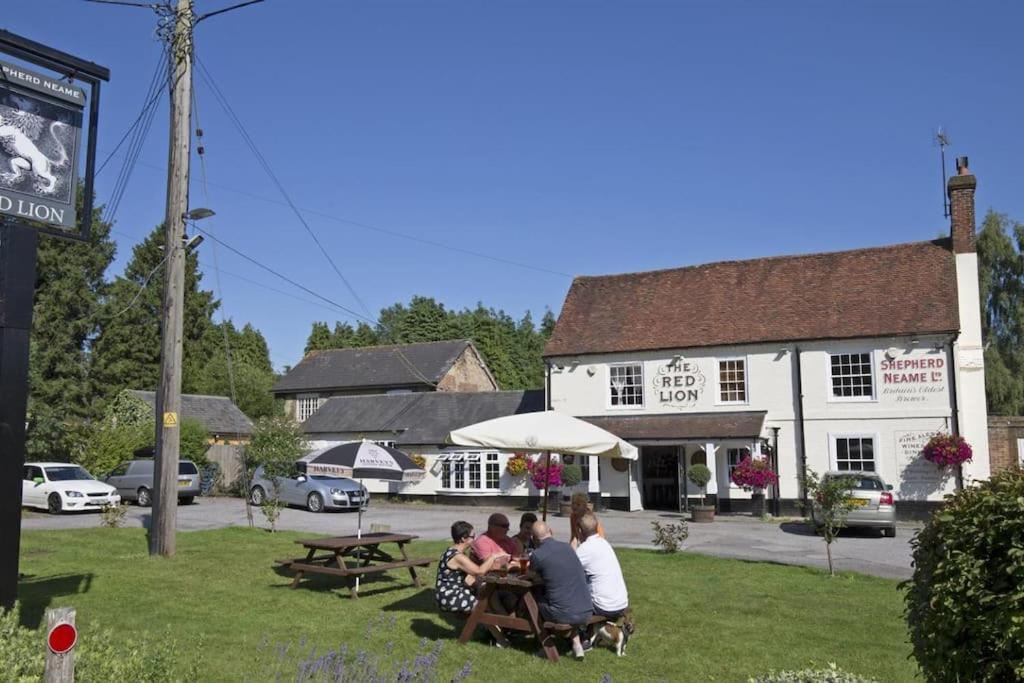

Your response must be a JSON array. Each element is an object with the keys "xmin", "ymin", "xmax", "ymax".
[{"xmin": 7, "ymin": 1, "xmax": 1023, "ymax": 370}]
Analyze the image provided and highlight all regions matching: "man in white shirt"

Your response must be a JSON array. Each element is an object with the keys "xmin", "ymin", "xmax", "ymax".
[{"xmin": 574, "ymin": 512, "xmax": 629, "ymax": 619}]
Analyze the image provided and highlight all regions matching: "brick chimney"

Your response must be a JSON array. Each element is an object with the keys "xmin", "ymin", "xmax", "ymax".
[{"xmin": 948, "ymin": 156, "xmax": 977, "ymax": 253}]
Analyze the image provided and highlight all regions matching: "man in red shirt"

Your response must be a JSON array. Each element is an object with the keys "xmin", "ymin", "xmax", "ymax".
[{"xmin": 471, "ymin": 513, "xmax": 519, "ymax": 562}]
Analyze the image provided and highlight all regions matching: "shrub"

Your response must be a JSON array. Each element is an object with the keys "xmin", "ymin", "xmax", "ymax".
[
  {"xmin": 260, "ymin": 497, "xmax": 284, "ymax": 533},
  {"xmin": 247, "ymin": 416, "xmax": 308, "ymax": 480},
  {"xmin": 750, "ymin": 664, "xmax": 878, "ymax": 682},
  {"xmin": 687, "ymin": 464, "xmax": 712, "ymax": 506},
  {"xmin": 921, "ymin": 433, "xmax": 972, "ymax": 468},
  {"xmin": 0, "ymin": 603, "xmax": 200, "ymax": 682},
  {"xmin": 902, "ymin": 468, "xmax": 1024, "ymax": 681},
  {"xmin": 651, "ymin": 520, "xmax": 688, "ymax": 552},
  {"xmin": 99, "ymin": 503, "xmax": 128, "ymax": 528},
  {"xmin": 803, "ymin": 470, "xmax": 858, "ymax": 576},
  {"xmin": 561, "ymin": 463, "xmax": 583, "ymax": 487}
]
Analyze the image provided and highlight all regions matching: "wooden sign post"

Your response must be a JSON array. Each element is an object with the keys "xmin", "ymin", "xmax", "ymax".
[{"xmin": 44, "ymin": 606, "xmax": 76, "ymax": 683}]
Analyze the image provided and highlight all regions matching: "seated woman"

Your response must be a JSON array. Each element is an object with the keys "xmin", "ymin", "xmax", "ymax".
[
  {"xmin": 569, "ymin": 492, "xmax": 605, "ymax": 548},
  {"xmin": 435, "ymin": 520, "xmax": 511, "ymax": 646}
]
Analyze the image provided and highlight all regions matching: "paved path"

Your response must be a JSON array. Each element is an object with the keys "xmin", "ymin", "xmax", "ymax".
[{"xmin": 21, "ymin": 497, "xmax": 919, "ymax": 579}]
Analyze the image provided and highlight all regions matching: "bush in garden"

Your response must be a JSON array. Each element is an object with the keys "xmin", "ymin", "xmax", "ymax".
[
  {"xmin": 902, "ymin": 468, "xmax": 1024, "ymax": 682},
  {"xmin": 99, "ymin": 502, "xmax": 128, "ymax": 528},
  {"xmin": 0, "ymin": 603, "xmax": 200, "ymax": 682},
  {"xmin": 749, "ymin": 664, "xmax": 878, "ymax": 682},
  {"xmin": 650, "ymin": 520, "xmax": 689, "ymax": 552},
  {"xmin": 561, "ymin": 463, "xmax": 583, "ymax": 487}
]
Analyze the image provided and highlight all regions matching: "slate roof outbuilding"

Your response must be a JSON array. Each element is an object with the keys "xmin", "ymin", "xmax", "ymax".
[
  {"xmin": 129, "ymin": 390, "xmax": 253, "ymax": 436},
  {"xmin": 545, "ymin": 239, "xmax": 961, "ymax": 357},
  {"xmin": 301, "ymin": 390, "xmax": 546, "ymax": 445},
  {"xmin": 272, "ymin": 339, "xmax": 477, "ymax": 394}
]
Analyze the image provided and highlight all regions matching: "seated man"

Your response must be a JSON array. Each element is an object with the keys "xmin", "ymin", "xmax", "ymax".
[
  {"xmin": 470, "ymin": 513, "xmax": 519, "ymax": 562},
  {"xmin": 529, "ymin": 521, "xmax": 594, "ymax": 660},
  {"xmin": 575, "ymin": 512, "xmax": 629, "ymax": 619},
  {"xmin": 513, "ymin": 512, "xmax": 537, "ymax": 554}
]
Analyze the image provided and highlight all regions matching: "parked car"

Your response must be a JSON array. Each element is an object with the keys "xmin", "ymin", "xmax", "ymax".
[
  {"xmin": 811, "ymin": 470, "xmax": 896, "ymax": 537},
  {"xmin": 249, "ymin": 465, "xmax": 368, "ymax": 513},
  {"xmin": 104, "ymin": 458, "xmax": 201, "ymax": 506},
  {"xmin": 23, "ymin": 462, "xmax": 121, "ymax": 514}
]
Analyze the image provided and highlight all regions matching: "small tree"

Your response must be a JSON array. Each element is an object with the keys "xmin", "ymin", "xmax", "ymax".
[
  {"xmin": 687, "ymin": 464, "xmax": 712, "ymax": 507},
  {"xmin": 803, "ymin": 469, "xmax": 858, "ymax": 576},
  {"xmin": 246, "ymin": 417, "xmax": 307, "ymax": 531}
]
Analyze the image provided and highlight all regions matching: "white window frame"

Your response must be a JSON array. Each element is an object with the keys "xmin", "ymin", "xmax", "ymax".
[
  {"xmin": 296, "ymin": 394, "xmax": 322, "ymax": 422},
  {"xmin": 715, "ymin": 356, "xmax": 749, "ymax": 405},
  {"xmin": 725, "ymin": 446, "xmax": 751, "ymax": 487},
  {"xmin": 438, "ymin": 452, "xmax": 502, "ymax": 493},
  {"xmin": 607, "ymin": 362, "xmax": 645, "ymax": 409},
  {"xmin": 828, "ymin": 432, "xmax": 880, "ymax": 474},
  {"xmin": 826, "ymin": 350, "xmax": 877, "ymax": 403},
  {"xmin": 1017, "ymin": 439, "xmax": 1024, "ymax": 468}
]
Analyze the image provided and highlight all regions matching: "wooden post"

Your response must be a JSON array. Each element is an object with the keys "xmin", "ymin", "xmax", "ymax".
[
  {"xmin": 151, "ymin": 0, "xmax": 194, "ymax": 557},
  {"xmin": 540, "ymin": 450, "xmax": 551, "ymax": 521},
  {"xmin": 44, "ymin": 607, "xmax": 75, "ymax": 683}
]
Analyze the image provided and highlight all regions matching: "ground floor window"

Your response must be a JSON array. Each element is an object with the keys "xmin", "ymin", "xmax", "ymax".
[
  {"xmin": 296, "ymin": 395, "xmax": 322, "ymax": 422},
  {"xmin": 726, "ymin": 447, "xmax": 750, "ymax": 480},
  {"xmin": 833, "ymin": 435, "xmax": 876, "ymax": 472},
  {"xmin": 440, "ymin": 452, "xmax": 501, "ymax": 492}
]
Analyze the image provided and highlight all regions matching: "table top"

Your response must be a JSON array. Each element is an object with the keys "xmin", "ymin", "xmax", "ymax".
[
  {"xmin": 482, "ymin": 571, "xmax": 543, "ymax": 588},
  {"xmin": 295, "ymin": 532, "xmax": 418, "ymax": 549}
]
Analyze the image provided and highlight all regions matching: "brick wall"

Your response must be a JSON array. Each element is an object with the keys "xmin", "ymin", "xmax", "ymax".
[{"xmin": 987, "ymin": 416, "xmax": 1024, "ymax": 473}]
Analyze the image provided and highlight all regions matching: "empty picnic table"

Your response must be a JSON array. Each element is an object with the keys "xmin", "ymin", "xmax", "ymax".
[{"xmin": 275, "ymin": 532, "xmax": 431, "ymax": 599}]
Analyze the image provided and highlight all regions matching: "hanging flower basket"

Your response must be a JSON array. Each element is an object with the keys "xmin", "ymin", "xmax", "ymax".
[
  {"xmin": 922, "ymin": 433, "xmax": 973, "ymax": 468},
  {"xmin": 526, "ymin": 457, "xmax": 563, "ymax": 492},
  {"xmin": 505, "ymin": 452, "xmax": 529, "ymax": 477},
  {"xmin": 730, "ymin": 456, "xmax": 778, "ymax": 491},
  {"xmin": 410, "ymin": 453, "xmax": 427, "ymax": 469}
]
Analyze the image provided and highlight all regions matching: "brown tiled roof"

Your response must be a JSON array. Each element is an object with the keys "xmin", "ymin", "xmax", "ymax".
[
  {"xmin": 583, "ymin": 412, "xmax": 767, "ymax": 440},
  {"xmin": 545, "ymin": 240, "xmax": 960, "ymax": 357}
]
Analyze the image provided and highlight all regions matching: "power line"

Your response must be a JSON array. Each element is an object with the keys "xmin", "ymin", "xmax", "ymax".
[
  {"xmin": 96, "ymin": 46, "xmax": 168, "ymax": 177},
  {"xmin": 193, "ymin": 54, "xmax": 376, "ymax": 320}
]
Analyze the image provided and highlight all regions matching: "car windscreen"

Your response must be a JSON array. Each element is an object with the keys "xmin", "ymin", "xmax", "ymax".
[
  {"xmin": 311, "ymin": 476, "xmax": 349, "ymax": 482},
  {"xmin": 178, "ymin": 462, "xmax": 199, "ymax": 475},
  {"xmin": 45, "ymin": 466, "xmax": 93, "ymax": 481},
  {"xmin": 826, "ymin": 475, "xmax": 883, "ymax": 491}
]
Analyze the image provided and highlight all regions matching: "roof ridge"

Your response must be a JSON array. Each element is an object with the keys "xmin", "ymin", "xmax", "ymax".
[
  {"xmin": 304, "ymin": 339, "xmax": 470, "ymax": 358},
  {"xmin": 572, "ymin": 238, "xmax": 950, "ymax": 283},
  {"xmin": 131, "ymin": 389, "xmax": 235, "ymax": 402}
]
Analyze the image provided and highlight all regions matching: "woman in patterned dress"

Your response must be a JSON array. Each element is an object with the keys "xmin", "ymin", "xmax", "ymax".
[{"xmin": 436, "ymin": 520, "xmax": 511, "ymax": 646}]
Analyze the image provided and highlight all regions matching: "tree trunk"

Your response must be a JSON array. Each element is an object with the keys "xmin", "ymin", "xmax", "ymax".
[{"xmin": 826, "ymin": 541, "xmax": 835, "ymax": 576}]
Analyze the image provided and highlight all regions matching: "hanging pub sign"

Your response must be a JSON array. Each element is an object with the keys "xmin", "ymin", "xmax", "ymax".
[
  {"xmin": 653, "ymin": 356, "xmax": 706, "ymax": 408},
  {"xmin": 0, "ymin": 30, "xmax": 108, "ymax": 241}
]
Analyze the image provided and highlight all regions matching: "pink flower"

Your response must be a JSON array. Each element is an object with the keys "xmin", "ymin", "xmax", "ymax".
[
  {"xmin": 526, "ymin": 457, "xmax": 563, "ymax": 490},
  {"xmin": 922, "ymin": 434, "xmax": 972, "ymax": 468},
  {"xmin": 730, "ymin": 456, "xmax": 778, "ymax": 490}
]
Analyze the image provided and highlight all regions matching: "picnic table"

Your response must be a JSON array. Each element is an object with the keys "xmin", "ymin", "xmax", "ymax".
[{"xmin": 275, "ymin": 532, "xmax": 431, "ymax": 599}]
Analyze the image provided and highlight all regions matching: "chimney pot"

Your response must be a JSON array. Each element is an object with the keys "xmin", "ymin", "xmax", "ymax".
[{"xmin": 956, "ymin": 156, "xmax": 970, "ymax": 175}]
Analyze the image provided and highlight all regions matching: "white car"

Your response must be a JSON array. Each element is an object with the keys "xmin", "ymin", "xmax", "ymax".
[{"xmin": 23, "ymin": 462, "xmax": 121, "ymax": 514}]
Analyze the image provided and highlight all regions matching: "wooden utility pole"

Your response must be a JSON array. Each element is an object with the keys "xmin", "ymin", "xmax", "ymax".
[{"xmin": 151, "ymin": 0, "xmax": 194, "ymax": 557}]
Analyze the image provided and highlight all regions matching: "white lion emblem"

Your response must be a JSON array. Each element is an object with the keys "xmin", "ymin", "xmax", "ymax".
[{"xmin": 0, "ymin": 95, "xmax": 70, "ymax": 195}]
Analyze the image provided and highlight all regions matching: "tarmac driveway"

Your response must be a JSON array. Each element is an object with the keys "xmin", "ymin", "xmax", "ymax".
[{"xmin": 21, "ymin": 497, "xmax": 919, "ymax": 579}]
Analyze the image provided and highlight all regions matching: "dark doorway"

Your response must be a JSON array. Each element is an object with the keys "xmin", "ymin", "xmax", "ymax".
[{"xmin": 641, "ymin": 446, "xmax": 679, "ymax": 510}]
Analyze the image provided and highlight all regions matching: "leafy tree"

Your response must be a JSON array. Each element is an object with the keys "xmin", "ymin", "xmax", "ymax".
[
  {"xmin": 90, "ymin": 224, "xmax": 218, "ymax": 404},
  {"xmin": 803, "ymin": 469, "xmax": 858, "ymax": 576},
  {"xmin": 304, "ymin": 321, "xmax": 332, "ymax": 354},
  {"xmin": 26, "ymin": 190, "xmax": 116, "ymax": 459},
  {"xmin": 195, "ymin": 321, "xmax": 278, "ymax": 418},
  {"xmin": 246, "ymin": 416, "xmax": 307, "ymax": 480},
  {"xmin": 977, "ymin": 210, "xmax": 1024, "ymax": 414}
]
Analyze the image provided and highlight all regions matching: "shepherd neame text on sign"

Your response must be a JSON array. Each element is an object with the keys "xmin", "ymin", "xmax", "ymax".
[{"xmin": 0, "ymin": 59, "xmax": 84, "ymax": 230}]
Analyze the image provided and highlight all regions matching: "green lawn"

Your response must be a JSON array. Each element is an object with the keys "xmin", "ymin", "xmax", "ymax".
[{"xmin": 16, "ymin": 527, "xmax": 917, "ymax": 682}]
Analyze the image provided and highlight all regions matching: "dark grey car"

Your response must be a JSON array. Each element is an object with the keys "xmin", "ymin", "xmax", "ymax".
[
  {"xmin": 104, "ymin": 459, "xmax": 201, "ymax": 506},
  {"xmin": 249, "ymin": 465, "xmax": 368, "ymax": 513}
]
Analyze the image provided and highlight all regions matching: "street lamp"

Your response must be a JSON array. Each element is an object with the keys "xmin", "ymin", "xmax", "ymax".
[{"xmin": 183, "ymin": 207, "xmax": 215, "ymax": 221}]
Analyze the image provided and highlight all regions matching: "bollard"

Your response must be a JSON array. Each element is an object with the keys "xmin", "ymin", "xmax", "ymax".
[{"xmin": 44, "ymin": 606, "xmax": 76, "ymax": 683}]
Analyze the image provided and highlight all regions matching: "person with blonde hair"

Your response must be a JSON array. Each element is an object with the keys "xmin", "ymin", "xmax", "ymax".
[{"xmin": 569, "ymin": 492, "xmax": 604, "ymax": 548}]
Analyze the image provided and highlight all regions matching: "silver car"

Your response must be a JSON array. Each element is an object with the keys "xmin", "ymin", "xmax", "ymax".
[
  {"xmin": 104, "ymin": 459, "xmax": 202, "ymax": 506},
  {"xmin": 249, "ymin": 465, "xmax": 368, "ymax": 513},
  {"xmin": 811, "ymin": 470, "xmax": 896, "ymax": 537}
]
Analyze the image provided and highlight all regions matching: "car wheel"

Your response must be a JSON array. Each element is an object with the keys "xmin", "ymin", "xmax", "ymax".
[
  {"xmin": 180, "ymin": 497, "xmax": 195, "ymax": 505},
  {"xmin": 882, "ymin": 526, "xmax": 896, "ymax": 538},
  {"xmin": 47, "ymin": 493, "xmax": 62, "ymax": 515},
  {"xmin": 250, "ymin": 486, "xmax": 266, "ymax": 505},
  {"xmin": 306, "ymin": 492, "xmax": 324, "ymax": 513},
  {"xmin": 137, "ymin": 487, "xmax": 152, "ymax": 507}
]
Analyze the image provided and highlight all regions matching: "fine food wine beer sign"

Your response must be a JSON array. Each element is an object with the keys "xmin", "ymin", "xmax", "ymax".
[{"xmin": 0, "ymin": 59, "xmax": 84, "ymax": 230}]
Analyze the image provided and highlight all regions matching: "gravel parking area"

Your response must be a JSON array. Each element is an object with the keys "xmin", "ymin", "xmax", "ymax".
[{"xmin": 21, "ymin": 496, "xmax": 919, "ymax": 579}]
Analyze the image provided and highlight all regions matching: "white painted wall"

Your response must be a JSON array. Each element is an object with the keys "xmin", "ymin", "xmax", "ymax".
[
  {"xmin": 549, "ymin": 333, "xmax": 979, "ymax": 504},
  {"xmin": 954, "ymin": 252, "xmax": 991, "ymax": 482}
]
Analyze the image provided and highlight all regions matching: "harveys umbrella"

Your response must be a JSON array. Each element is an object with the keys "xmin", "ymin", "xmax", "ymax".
[{"xmin": 298, "ymin": 440, "xmax": 426, "ymax": 591}]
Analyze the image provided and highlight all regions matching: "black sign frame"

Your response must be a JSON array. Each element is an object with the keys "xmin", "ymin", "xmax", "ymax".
[{"xmin": 0, "ymin": 30, "xmax": 109, "ymax": 242}]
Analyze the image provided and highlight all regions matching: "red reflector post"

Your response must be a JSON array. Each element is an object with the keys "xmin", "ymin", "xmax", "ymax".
[{"xmin": 47, "ymin": 622, "xmax": 77, "ymax": 654}]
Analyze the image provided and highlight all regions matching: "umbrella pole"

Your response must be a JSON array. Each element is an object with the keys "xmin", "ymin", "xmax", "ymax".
[
  {"xmin": 355, "ymin": 478, "xmax": 363, "ymax": 593},
  {"xmin": 541, "ymin": 450, "xmax": 551, "ymax": 521}
]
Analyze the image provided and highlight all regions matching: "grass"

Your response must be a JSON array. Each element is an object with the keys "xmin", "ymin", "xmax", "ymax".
[{"xmin": 17, "ymin": 527, "xmax": 917, "ymax": 682}]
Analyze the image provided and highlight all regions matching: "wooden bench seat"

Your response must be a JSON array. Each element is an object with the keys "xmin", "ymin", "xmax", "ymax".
[
  {"xmin": 280, "ymin": 557, "xmax": 431, "ymax": 576},
  {"xmin": 542, "ymin": 614, "xmax": 608, "ymax": 632}
]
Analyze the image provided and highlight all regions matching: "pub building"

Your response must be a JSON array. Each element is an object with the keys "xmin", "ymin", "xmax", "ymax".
[{"xmin": 544, "ymin": 159, "xmax": 989, "ymax": 518}]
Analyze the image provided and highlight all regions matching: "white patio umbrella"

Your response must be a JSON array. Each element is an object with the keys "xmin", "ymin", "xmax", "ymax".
[{"xmin": 446, "ymin": 410, "xmax": 638, "ymax": 519}]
